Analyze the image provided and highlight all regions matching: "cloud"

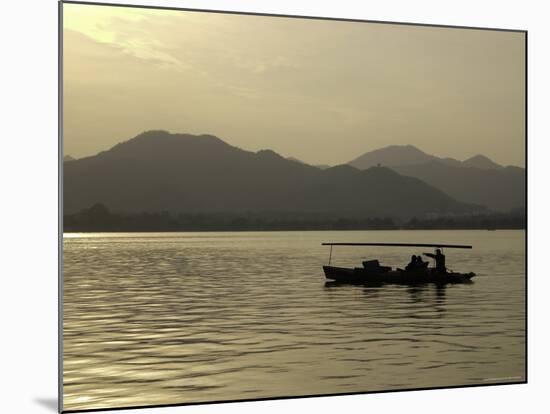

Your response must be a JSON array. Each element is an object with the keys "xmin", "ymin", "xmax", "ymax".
[
  {"xmin": 64, "ymin": 3, "xmax": 186, "ymax": 70},
  {"xmin": 62, "ymin": 3, "xmax": 525, "ymax": 166}
]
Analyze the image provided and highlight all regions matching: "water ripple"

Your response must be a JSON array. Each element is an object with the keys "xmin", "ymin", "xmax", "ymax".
[{"xmin": 63, "ymin": 230, "xmax": 525, "ymax": 411}]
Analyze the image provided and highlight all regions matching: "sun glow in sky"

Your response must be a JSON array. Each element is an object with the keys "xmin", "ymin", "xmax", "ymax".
[{"xmin": 63, "ymin": 3, "xmax": 525, "ymax": 166}]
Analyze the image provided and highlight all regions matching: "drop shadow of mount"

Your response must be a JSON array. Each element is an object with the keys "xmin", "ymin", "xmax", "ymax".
[{"xmin": 34, "ymin": 397, "xmax": 57, "ymax": 412}]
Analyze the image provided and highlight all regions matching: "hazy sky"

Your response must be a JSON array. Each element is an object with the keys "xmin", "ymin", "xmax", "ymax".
[{"xmin": 63, "ymin": 3, "xmax": 525, "ymax": 166}]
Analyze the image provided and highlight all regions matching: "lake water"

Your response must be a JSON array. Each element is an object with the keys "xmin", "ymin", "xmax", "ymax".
[{"xmin": 63, "ymin": 230, "xmax": 525, "ymax": 411}]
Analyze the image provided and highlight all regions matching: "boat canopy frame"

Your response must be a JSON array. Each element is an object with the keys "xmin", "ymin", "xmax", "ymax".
[
  {"xmin": 321, "ymin": 242, "xmax": 473, "ymax": 265},
  {"xmin": 321, "ymin": 243, "xmax": 472, "ymax": 248}
]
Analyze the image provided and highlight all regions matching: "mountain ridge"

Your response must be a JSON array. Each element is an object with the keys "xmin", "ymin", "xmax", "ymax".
[
  {"xmin": 348, "ymin": 144, "xmax": 519, "ymax": 170},
  {"xmin": 347, "ymin": 144, "xmax": 524, "ymax": 211},
  {"xmin": 64, "ymin": 131, "xmax": 483, "ymax": 219}
]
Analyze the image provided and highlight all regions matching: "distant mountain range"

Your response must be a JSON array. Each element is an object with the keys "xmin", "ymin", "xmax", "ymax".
[
  {"xmin": 64, "ymin": 131, "xmax": 483, "ymax": 219},
  {"xmin": 348, "ymin": 145, "xmax": 524, "ymax": 211},
  {"xmin": 287, "ymin": 156, "xmax": 330, "ymax": 170},
  {"xmin": 348, "ymin": 144, "xmax": 510, "ymax": 170}
]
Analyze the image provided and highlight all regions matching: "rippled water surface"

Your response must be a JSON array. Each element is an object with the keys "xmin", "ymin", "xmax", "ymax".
[{"xmin": 63, "ymin": 230, "xmax": 525, "ymax": 411}]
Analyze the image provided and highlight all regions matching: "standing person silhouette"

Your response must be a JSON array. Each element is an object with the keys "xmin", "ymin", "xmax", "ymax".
[{"xmin": 423, "ymin": 249, "xmax": 446, "ymax": 273}]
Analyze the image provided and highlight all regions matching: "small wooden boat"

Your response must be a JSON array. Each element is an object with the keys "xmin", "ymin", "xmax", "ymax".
[
  {"xmin": 323, "ymin": 265, "xmax": 475, "ymax": 284},
  {"xmin": 322, "ymin": 242, "xmax": 476, "ymax": 285}
]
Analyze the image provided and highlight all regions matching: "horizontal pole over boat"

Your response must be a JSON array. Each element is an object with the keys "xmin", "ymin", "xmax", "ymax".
[{"xmin": 321, "ymin": 242, "xmax": 472, "ymax": 249}]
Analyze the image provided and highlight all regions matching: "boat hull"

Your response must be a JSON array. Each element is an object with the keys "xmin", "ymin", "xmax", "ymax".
[{"xmin": 323, "ymin": 265, "xmax": 475, "ymax": 285}]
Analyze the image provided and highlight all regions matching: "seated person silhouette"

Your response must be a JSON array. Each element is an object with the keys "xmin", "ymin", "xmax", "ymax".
[
  {"xmin": 405, "ymin": 255, "xmax": 419, "ymax": 271},
  {"xmin": 416, "ymin": 255, "xmax": 429, "ymax": 269}
]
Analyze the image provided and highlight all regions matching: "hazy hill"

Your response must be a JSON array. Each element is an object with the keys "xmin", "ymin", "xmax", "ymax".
[
  {"xmin": 348, "ymin": 144, "xmax": 509, "ymax": 170},
  {"xmin": 64, "ymin": 131, "xmax": 482, "ymax": 218},
  {"xmin": 462, "ymin": 154, "xmax": 503, "ymax": 170},
  {"xmin": 348, "ymin": 145, "xmax": 524, "ymax": 211},
  {"xmin": 315, "ymin": 164, "xmax": 331, "ymax": 170},
  {"xmin": 393, "ymin": 161, "xmax": 525, "ymax": 211},
  {"xmin": 287, "ymin": 156, "xmax": 330, "ymax": 170},
  {"xmin": 64, "ymin": 155, "xmax": 75, "ymax": 162},
  {"xmin": 348, "ymin": 145, "xmax": 438, "ymax": 169}
]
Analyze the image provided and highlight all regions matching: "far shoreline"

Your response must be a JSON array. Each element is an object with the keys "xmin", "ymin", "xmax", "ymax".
[{"xmin": 63, "ymin": 227, "xmax": 525, "ymax": 235}]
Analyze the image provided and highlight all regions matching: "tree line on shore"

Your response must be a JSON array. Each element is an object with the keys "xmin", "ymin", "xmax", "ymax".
[{"xmin": 63, "ymin": 203, "xmax": 525, "ymax": 232}]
